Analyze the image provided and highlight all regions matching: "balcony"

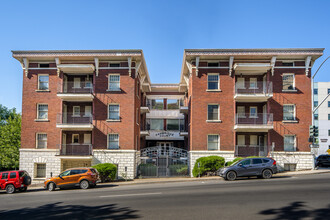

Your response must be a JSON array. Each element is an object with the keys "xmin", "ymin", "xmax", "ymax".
[
  {"xmin": 56, "ymin": 113, "xmax": 93, "ymax": 130},
  {"xmin": 234, "ymin": 113, "xmax": 273, "ymax": 132},
  {"xmin": 57, "ymin": 82, "xmax": 94, "ymax": 101},
  {"xmin": 234, "ymin": 81, "xmax": 273, "ymax": 102},
  {"xmin": 235, "ymin": 145, "xmax": 269, "ymax": 157},
  {"xmin": 57, "ymin": 144, "xmax": 93, "ymax": 157},
  {"xmin": 179, "ymin": 106, "xmax": 188, "ymax": 114},
  {"xmin": 140, "ymin": 106, "xmax": 150, "ymax": 114}
]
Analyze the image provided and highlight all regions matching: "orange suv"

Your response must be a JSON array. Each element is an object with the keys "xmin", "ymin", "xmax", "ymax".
[{"xmin": 44, "ymin": 167, "xmax": 99, "ymax": 191}]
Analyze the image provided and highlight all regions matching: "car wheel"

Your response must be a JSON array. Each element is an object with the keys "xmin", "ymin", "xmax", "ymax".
[
  {"xmin": 19, "ymin": 187, "xmax": 27, "ymax": 192},
  {"xmin": 262, "ymin": 169, "xmax": 272, "ymax": 179},
  {"xmin": 226, "ymin": 171, "xmax": 236, "ymax": 181},
  {"xmin": 80, "ymin": 180, "xmax": 90, "ymax": 189},
  {"xmin": 48, "ymin": 182, "xmax": 56, "ymax": 191},
  {"xmin": 5, "ymin": 184, "xmax": 15, "ymax": 194}
]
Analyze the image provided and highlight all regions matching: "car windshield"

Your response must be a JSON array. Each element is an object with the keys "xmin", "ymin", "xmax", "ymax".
[
  {"xmin": 230, "ymin": 160, "xmax": 243, "ymax": 166},
  {"xmin": 59, "ymin": 170, "xmax": 71, "ymax": 177}
]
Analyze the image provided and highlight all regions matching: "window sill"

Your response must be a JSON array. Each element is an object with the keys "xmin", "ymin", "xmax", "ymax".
[
  {"xmin": 282, "ymin": 120, "xmax": 299, "ymax": 123},
  {"xmin": 206, "ymin": 120, "xmax": 222, "ymax": 123},
  {"xmin": 106, "ymin": 89, "xmax": 121, "ymax": 92},
  {"xmin": 249, "ymin": 116, "xmax": 258, "ymax": 118},
  {"xmin": 83, "ymin": 115, "xmax": 92, "ymax": 117},
  {"xmin": 248, "ymin": 87, "xmax": 258, "ymax": 89},
  {"xmin": 206, "ymin": 89, "xmax": 222, "ymax": 92},
  {"xmin": 282, "ymin": 89, "xmax": 298, "ymax": 93},
  {"xmin": 72, "ymin": 87, "xmax": 82, "ymax": 89},
  {"xmin": 238, "ymin": 116, "xmax": 246, "ymax": 118},
  {"xmin": 35, "ymin": 90, "xmax": 50, "ymax": 92},
  {"xmin": 34, "ymin": 119, "xmax": 49, "ymax": 122},
  {"xmin": 106, "ymin": 119, "xmax": 121, "ymax": 122}
]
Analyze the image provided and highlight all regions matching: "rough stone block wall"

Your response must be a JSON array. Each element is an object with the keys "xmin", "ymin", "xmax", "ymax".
[
  {"xmin": 270, "ymin": 151, "xmax": 314, "ymax": 171},
  {"xmin": 92, "ymin": 150, "xmax": 137, "ymax": 179},
  {"xmin": 20, "ymin": 149, "xmax": 61, "ymax": 183},
  {"xmin": 189, "ymin": 151, "xmax": 235, "ymax": 177}
]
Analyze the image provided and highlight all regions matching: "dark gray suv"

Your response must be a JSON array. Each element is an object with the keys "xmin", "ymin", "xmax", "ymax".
[{"xmin": 218, "ymin": 158, "xmax": 277, "ymax": 181}]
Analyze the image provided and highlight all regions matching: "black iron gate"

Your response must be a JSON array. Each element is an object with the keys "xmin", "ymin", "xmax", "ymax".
[{"xmin": 138, "ymin": 146, "xmax": 189, "ymax": 177}]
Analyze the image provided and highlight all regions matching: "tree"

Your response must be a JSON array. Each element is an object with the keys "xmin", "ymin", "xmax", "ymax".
[{"xmin": 0, "ymin": 107, "xmax": 21, "ymax": 171}]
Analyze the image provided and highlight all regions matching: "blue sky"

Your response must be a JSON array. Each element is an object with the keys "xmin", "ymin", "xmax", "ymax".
[{"xmin": 0, "ymin": 0, "xmax": 329, "ymax": 112}]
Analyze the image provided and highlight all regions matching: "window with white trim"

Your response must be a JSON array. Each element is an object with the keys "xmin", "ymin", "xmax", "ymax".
[
  {"xmin": 73, "ymin": 106, "xmax": 80, "ymax": 117},
  {"xmin": 73, "ymin": 77, "xmax": 81, "ymax": 88},
  {"xmin": 72, "ymin": 134, "xmax": 79, "ymax": 144},
  {"xmin": 237, "ymin": 135, "xmax": 245, "ymax": 146},
  {"xmin": 85, "ymin": 77, "xmax": 92, "ymax": 88},
  {"xmin": 108, "ymin": 134, "xmax": 119, "ymax": 149},
  {"xmin": 249, "ymin": 106, "xmax": 257, "ymax": 118},
  {"xmin": 108, "ymin": 74, "xmax": 120, "ymax": 91},
  {"xmin": 37, "ymin": 104, "xmax": 48, "ymax": 119},
  {"xmin": 283, "ymin": 73, "xmax": 295, "ymax": 90},
  {"xmin": 237, "ymin": 106, "xmax": 245, "ymax": 118},
  {"xmin": 249, "ymin": 78, "xmax": 257, "ymax": 89},
  {"xmin": 284, "ymin": 135, "xmax": 296, "ymax": 151},
  {"xmin": 35, "ymin": 163, "xmax": 46, "ymax": 178},
  {"xmin": 237, "ymin": 78, "xmax": 245, "ymax": 89},
  {"xmin": 250, "ymin": 135, "xmax": 258, "ymax": 146},
  {"xmin": 108, "ymin": 104, "xmax": 120, "ymax": 120},
  {"xmin": 208, "ymin": 134, "xmax": 219, "ymax": 150},
  {"xmin": 36, "ymin": 133, "xmax": 47, "ymax": 149},
  {"xmin": 283, "ymin": 105, "xmax": 295, "ymax": 121},
  {"xmin": 207, "ymin": 73, "xmax": 219, "ymax": 90},
  {"xmin": 208, "ymin": 104, "xmax": 219, "ymax": 121},
  {"xmin": 38, "ymin": 74, "xmax": 49, "ymax": 90},
  {"xmin": 84, "ymin": 106, "xmax": 92, "ymax": 117}
]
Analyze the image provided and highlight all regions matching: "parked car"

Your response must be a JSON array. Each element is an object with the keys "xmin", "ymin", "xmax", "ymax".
[
  {"xmin": 218, "ymin": 158, "xmax": 277, "ymax": 181},
  {"xmin": 44, "ymin": 167, "xmax": 99, "ymax": 191},
  {"xmin": 0, "ymin": 170, "xmax": 31, "ymax": 194},
  {"xmin": 316, "ymin": 154, "xmax": 330, "ymax": 167}
]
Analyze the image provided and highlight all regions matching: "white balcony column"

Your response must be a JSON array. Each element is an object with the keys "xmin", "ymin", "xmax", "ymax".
[
  {"xmin": 55, "ymin": 57, "xmax": 61, "ymax": 76},
  {"xmin": 195, "ymin": 56, "xmax": 200, "ymax": 77},
  {"xmin": 270, "ymin": 56, "xmax": 276, "ymax": 76},
  {"xmin": 23, "ymin": 58, "xmax": 29, "ymax": 77},
  {"xmin": 128, "ymin": 57, "xmax": 132, "ymax": 77},
  {"xmin": 305, "ymin": 56, "xmax": 312, "ymax": 76},
  {"xmin": 94, "ymin": 57, "xmax": 99, "ymax": 77},
  {"xmin": 229, "ymin": 56, "xmax": 234, "ymax": 76}
]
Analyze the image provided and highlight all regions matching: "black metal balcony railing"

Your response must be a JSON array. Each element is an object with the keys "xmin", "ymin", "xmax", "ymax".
[
  {"xmin": 57, "ymin": 144, "xmax": 93, "ymax": 156},
  {"xmin": 235, "ymin": 113, "xmax": 273, "ymax": 126},
  {"xmin": 235, "ymin": 81, "xmax": 273, "ymax": 95},
  {"xmin": 235, "ymin": 145, "xmax": 269, "ymax": 157},
  {"xmin": 56, "ymin": 113, "xmax": 93, "ymax": 125},
  {"xmin": 57, "ymin": 82, "xmax": 93, "ymax": 94}
]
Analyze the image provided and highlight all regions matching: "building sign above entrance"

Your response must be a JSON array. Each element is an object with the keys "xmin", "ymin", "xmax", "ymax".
[{"xmin": 146, "ymin": 130, "xmax": 184, "ymax": 140}]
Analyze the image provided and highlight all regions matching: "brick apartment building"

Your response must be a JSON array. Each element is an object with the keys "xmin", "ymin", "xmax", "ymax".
[{"xmin": 12, "ymin": 48, "xmax": 324, "ymax": 181}]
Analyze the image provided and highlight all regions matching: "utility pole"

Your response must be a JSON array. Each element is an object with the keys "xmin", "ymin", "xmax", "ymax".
[{"xmin": 311, "ymin": 56, "xmax": 330, "ymax": 169}]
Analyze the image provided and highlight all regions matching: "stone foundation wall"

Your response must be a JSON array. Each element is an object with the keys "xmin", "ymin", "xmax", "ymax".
[
  {"xmin": 92, "ymin": 150, "xmax": 137, "ymax": 179},
  {"xmin": 189, "ymin": 151, "xmax": 235, "ymax": 177},
  {"xmin": 270, "ymin": 151, "xmax": 314, "ymax": 171},
  {"xmin": 19, "ymin": 149, "xmax": 61, "ymax": 183}
]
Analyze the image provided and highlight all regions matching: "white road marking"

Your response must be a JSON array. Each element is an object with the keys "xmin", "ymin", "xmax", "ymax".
[{"xmin": 100, "ymin": 192, "xmax": 162, "ymax": 198}]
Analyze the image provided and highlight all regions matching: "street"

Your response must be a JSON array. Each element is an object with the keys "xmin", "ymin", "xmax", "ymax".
[{"xmin": 1, "ymin": 173, "xmax": 330, "ymax": 220}]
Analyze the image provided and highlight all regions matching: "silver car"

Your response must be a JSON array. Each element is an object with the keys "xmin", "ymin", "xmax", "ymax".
[{"xmin": 219, "ymin": 158, "xmax": 277, "ymax": 181}]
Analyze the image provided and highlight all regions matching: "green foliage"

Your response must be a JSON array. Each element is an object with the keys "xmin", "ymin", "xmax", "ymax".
[
  {"xmin": 225, "ymin": 157, "xmax": 244, "ymax": 166},
  {"xmin": 192, "ymin": 156, "xmax": 225, "ymax": 177},
  {"xmin": 169, "ymin": 164, "xmax": 188, "ymax": 175},
  {"xmin": 0, "ymin": 108, "xmax": 21, "ymax": 171},
  {"xmin": 92, "ymin": 163, "xmax": 117, "ymax": 182},
  {"xmin": 138, "ymin": 163, "xmax": 157, "ymax": 177}
]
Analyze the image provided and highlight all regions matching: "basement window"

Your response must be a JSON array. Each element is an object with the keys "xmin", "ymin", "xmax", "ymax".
[{"xmin": 39, "ymin": 63, "xmax": 50, "ymax": 68}]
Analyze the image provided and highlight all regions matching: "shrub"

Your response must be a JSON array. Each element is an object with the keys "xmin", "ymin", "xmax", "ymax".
[
  {"xmin": 138, "ymin": 164, "xmax": 157, "ymax": 177},
  {"xmin": 169, "ymin": 164, "xmax": 188, "ymax": 175},
  {"xmin": 192, "ymin": 156, "xmax": 225, "ymax": 177},
  {"xmin": 92, "ymin": 163, "xmax": 117, "ymax": 182},
  {"xmin": 225, "ymin": 157, "xmax": 244, "ymax": 166}
]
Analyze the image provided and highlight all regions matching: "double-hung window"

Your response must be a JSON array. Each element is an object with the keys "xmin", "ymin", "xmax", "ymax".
[
  {"xmin": 283, "ymin": 105, "xmax": 295, "ymax": 121},
  {"xmin": 207, "ymin": 104, "xmax": 219, "ymax": 121},
  {"xmin": 73, "ymin": 106, "xmax": 80, "ymax": 117},
  {"xmin": 108, "ymin": 134, "xmax": 119, "ymax": 149},
  {"xmin": 38, "ymin": 74, "xmax": 49, "ymax": 90},
  {"xmin": 282, "ymin": 73, "xmax": 295, "ymax": 90},
  {"xmin": 108, "ymin": 104, "xmax": 120, "ymax": 120},
  {"xmin": 37, "ymin": 104, "xmax": 48, "ymax": 120},
  {"xmin": 208, "ymin": 135, "xmax": 219, "ymax": 150},
  {"xmin": 36, "ymin": 133, "xmax": 47, "ymax": 149},
  {"xmin": 207, "ymin": 74, "xmax": 219, "ymax": 90},
  {"xmin": 249, "ymin": 107, "xmax": 257, "ymax": 118},
  {"xmin": 249, "ymin": 78, "xmax": 257, "ymax": 89},
  {"xmin": 237, "ymin": 106, "xmax": 245, "ymax": 118},
  {"xmin": 108, "ymin": 74, "xmax": 120, "ymax": 91},
  {"xmin": 35, "ymin": 164, "xmax": 46, "ymax": 178},
  {"xmin": 284, "ymin": 135, "xmax": 296, "ymax": 151}
]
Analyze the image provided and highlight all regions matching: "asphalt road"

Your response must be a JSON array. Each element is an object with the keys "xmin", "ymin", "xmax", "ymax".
[{"xmin": 1, "ymin": 173, "xmax": 330, "ymax": 220}]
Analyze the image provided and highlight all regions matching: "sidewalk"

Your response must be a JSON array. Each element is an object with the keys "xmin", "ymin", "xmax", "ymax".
[{"xmin": 29, "ymin": 168, "xmax": 330, "ymax": 189}]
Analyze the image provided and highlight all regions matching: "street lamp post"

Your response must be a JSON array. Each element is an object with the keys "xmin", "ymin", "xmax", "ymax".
[{"xmin": 311, "ymin": 56, "xmax": 330, "ymax": 169}]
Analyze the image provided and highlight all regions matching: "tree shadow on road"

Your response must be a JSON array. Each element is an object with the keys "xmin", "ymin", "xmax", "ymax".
[
  {"xmin": 259, "ymin": 201, "xmax": 330, "ymax": 220},
  {"xmin": 0, "ymin": 202, "xmax": 140, "ymax": 220}
]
